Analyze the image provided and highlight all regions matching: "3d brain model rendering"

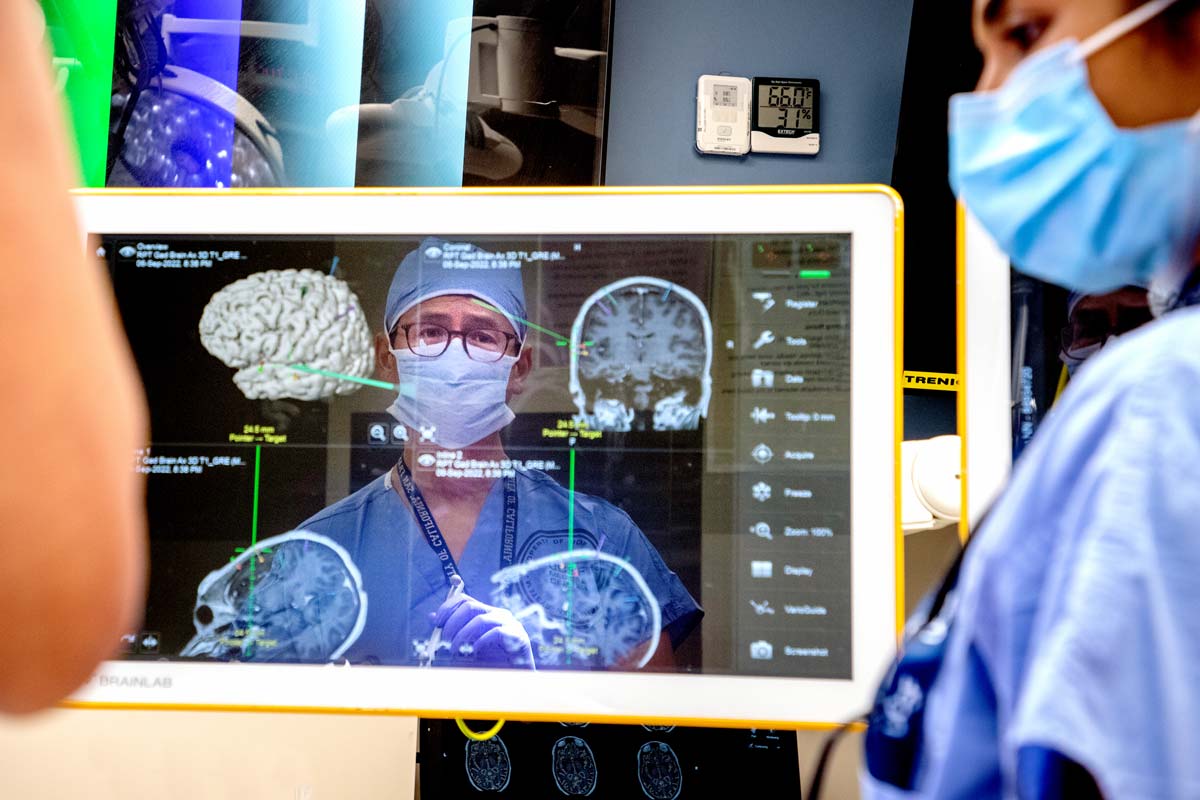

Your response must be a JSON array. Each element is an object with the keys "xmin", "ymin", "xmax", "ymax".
[{"xmin": 199, "ymin": 269, "xmax": 374, "ymax": 401}]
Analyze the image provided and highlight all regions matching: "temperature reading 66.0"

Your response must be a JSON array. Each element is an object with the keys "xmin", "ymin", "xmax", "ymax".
[{"xmin": 765, "ymin": 85, "xmax": 814, "ymax": 109}]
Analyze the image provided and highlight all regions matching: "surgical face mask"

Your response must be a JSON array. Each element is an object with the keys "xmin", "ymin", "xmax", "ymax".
[
  {"xmin": 388, "ymin": 346, "xmax": 518, "ymax": 450},
  {"xmin": 1060, "ymin": 333, "xmax": 1123, "ymax": 376},
  {"xmin": 1060, "ymin": 341, "xmax": 1103, "ymax": 374},
  {"xmin": 950, "ymin": 0, "xmax": 1200, "ymax": 295}
]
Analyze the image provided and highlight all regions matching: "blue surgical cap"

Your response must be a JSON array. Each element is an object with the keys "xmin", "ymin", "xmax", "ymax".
[{"xmin": 384, "ymin": 237, "xmax": 527, "ymax": 341}]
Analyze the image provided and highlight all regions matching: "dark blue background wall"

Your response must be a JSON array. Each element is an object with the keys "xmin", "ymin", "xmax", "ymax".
[
  {"xmin": 605, "ymin": 0, "xmax": 915, "ymax": 185},
  {"xmin": 604, "ymin": 0, "xmax": 959, "ymax": 438}
]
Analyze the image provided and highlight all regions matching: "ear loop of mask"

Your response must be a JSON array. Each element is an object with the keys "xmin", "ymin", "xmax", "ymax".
[
  {"xmin": 1149, "ymin": 108, "xmax": 1200, "ymax": 316},
  {"xmin": 1071, "ymin": 0, "xmax": 1200, "ymax": 316},
  {"xmin": 1075, "ymin": 0, "xmax": 1182, "ymax": 61}
]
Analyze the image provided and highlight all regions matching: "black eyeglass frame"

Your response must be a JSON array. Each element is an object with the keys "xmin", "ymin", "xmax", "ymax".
[{"xmin": 394, "ymin": 323, "xmax": 520, "ymax": 363}]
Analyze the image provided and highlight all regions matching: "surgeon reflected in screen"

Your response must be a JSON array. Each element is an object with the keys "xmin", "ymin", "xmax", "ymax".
[{"xmin": 284, "ymin": 239, "xmax": 701, "ymax": 670}]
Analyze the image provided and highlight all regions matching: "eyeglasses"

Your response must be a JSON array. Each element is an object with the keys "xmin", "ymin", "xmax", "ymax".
[
  {"xmin": 1060, "ymin": 305, "xmax": 1154, "ymax": 351},
  {"xmin": 397, "ymin": 323, "xmax": 517, "ymax": 363}
]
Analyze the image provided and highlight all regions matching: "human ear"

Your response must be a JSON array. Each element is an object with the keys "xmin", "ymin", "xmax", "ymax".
[
  {"xmin": 505, "ymin": 347, "xmax": 533, "ymax": 401},
  {"xmin": 374, "ymin": 332, "xmax": 398, "ymax": 382}
]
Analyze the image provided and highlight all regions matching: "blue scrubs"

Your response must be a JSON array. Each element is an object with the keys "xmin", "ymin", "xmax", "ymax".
[
  {"xmin": 864, "ymin": 306, "xmax": 1200, "ymax": 798},
  {"xmin": 297, "ymin": 466, "xmax": 702, "ymax": 666}
]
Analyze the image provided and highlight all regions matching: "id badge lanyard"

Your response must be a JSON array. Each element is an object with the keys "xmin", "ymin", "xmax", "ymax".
[
  {"xmin": 393, "ymin": 457, "xmax": 519, "ymax": 583},
  {"xmin": 808, "ymin": 533, "xmax": 974, "ymax": 799},
  {"xmin": 860, "ymin": 541, "xmax": 968, "ymax": 791}
]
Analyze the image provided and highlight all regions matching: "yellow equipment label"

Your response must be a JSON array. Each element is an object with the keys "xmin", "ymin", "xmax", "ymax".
[{"xmin": 903, "ymin": 371, "xmax": 960, "ymax": 392}]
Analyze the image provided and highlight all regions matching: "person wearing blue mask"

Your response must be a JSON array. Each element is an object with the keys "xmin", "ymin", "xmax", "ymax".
[
  {"xmin": 859, "ymin": 1, "xmax": 1200, "ymax": 798},
  {"xmin": 296, "ymin": 238, "xmax": 702, "ymax": 670}
]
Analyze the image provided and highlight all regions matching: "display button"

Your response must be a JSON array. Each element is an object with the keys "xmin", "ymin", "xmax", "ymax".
[
  {"xmin": 367, "ymin": 423, "xmax": 388, "ymax": 446},
  {"xmin": 749, "ymin": 640, "xmax": 775, "ymax": 661}
]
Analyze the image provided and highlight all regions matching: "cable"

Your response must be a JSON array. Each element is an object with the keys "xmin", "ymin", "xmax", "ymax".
[
  {"xmin": 1054, "ymin": 363, "xmax": 1070, "ymax": 404},
  {"xmin": 456, "ymin": 717, "xmax": 505, "ymax": 741},
  {"xmin": 807, "ymin": 716, "xmax": 867, "ymax": 800},
  {"xmin": 107, "ymin": 4, "xmax": 168, "ymax": 181}
]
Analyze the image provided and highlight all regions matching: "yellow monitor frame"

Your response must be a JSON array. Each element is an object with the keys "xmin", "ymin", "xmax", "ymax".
[{"xmin": 67, "ymin": 186, "xmax": 904, "ymax": 730}]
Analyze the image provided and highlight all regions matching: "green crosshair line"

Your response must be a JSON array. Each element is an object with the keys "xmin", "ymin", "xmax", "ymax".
[
  {"xmin": 286, "ymin": 363, "xmax": 398, "ymax": 391},
  {"xmin": 564, "ymin": 446, "xmax": 577, "ymax": 665},
  {"xmin": 471, "ymin": 299, "xmax": 594, "ymax": 350},
  {"xmin": 245, "ymin": 444, "xmax": 262, "ymax": 655},
  {"xmin": 251, "ymin": 444, "xmax": 262, "ymax": 549},
  {"xmin": 567, "ymin": 448, "xmax": 577, "ymax": 551},
  {"xmin": 253, "ymin": 362, "xmax": 413, "ymax": 395}
]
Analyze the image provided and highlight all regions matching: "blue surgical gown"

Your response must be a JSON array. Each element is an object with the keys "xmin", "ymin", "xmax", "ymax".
[
  {"xmin": 864, "ymin": 306, "xmax": 1200, "ymax": 798},
  {"xmin": 297, "ymin": 466, "xmax": 702, "ymax": 666}
]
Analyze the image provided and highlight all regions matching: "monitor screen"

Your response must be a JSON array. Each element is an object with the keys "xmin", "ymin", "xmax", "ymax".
[{"xmin": 74, "ymin": 190, "xmax": 899, "ymax": 726}]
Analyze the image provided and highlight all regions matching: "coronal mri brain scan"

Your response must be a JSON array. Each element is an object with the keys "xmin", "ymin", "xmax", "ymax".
[
  {"xmin": 199, "ymin": 269, "xmax": 374, "ymax": 401},
  {"xmin": 570, "ymin": 276, "xmax": 712, "ymax": 432}
]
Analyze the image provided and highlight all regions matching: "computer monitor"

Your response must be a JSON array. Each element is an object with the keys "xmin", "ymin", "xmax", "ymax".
[{"xmin": 69, "ymin": 187, "xmax": 902, "ymax": 728}]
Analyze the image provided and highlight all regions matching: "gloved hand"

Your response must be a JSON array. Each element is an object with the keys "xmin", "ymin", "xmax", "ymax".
[{"xmin": 432, "ymin": 592, "xmax": 535, "ymax": 669}]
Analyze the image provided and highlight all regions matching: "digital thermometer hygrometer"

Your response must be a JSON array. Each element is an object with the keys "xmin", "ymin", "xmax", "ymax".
[
  {"xmin": 751, "ymin": 77, "xmax": 821, "ymax": 155},
  {"xmin": 696, "ymin": 75, "xmax": 752, "ymax": 156}
]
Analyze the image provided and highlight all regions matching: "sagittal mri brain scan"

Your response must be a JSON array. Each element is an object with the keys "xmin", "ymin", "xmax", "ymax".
[
  {"xmin": 199, "ymin": 269, "xmax": 374, "ymax": 401},
  {"xmin": 491, "ymin": 549, "xmax": 662, "ymax": 670},
  {"xmin": 181, "ymin": 531, "xmax": 367, "ymax": 663},
  {"xmin": 570, "ymin": 276, "xmax": 712, "ymax": 432}
]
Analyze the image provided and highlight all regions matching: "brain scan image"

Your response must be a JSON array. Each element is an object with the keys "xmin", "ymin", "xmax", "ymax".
[
  {"xmin": 637, "ymin": 741, "xmax": 683, "ymax": 800},
  {"xmin": 552, "ymin": 736, "xmax": 598, "ymax": 796},
  {"xmin": 181, "ymin": 531, "xmax": 367, "ymax": 663},
  {"xmin": 199, "ymin": 269, "xmax": 374, "ymax": 401},
  {"xmin": 569, "ymin": 276, "xmax": 712, "ymax": 432},
  {"xmin": 490, "ymin": 549, "xmax": 662, "ymax": 670},
  {"xmin": 465, "ymin": 735, "xmax": 512, "ymax": 793}
]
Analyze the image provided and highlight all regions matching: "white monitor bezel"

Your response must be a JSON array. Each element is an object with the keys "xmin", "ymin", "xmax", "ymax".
[{"xmin": 70, "ymin": 187, "xmax": 902, "ymax": 729}]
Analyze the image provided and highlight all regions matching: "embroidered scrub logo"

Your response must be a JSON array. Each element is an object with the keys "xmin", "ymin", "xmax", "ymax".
[{"xmin": 881, "ymin": 675, "xmax": 925, "ymax": 738}]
